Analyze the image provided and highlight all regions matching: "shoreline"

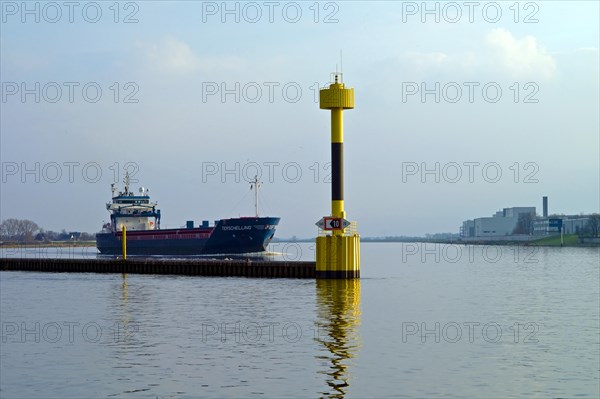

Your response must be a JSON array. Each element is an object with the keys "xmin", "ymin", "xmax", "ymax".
[
  {"xmin": 274, "ymin": 236, "xmax": 600, "ymax": 247},
  {"xmin": 0, "ymin": 242, "xmax": 96, "ymax": 248},
  {"xmin": 3, "ymin": 236, "xmax": 599, "ymax": 249}
]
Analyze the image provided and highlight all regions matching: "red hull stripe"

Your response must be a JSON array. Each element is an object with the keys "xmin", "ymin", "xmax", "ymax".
[{"xmin": 115, "ymin": 228, "xmax": 214, "ymax": 240}]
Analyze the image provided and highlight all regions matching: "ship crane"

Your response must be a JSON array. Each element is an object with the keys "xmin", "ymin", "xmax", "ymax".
[{"xmin": 250, "ymin": 175, "xmax": 262, "ymax": 217}]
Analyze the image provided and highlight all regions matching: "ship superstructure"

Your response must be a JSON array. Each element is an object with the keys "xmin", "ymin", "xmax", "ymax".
[{"xmin": 103, "ymin": 173, "xmax": 161, "ymax": 233}]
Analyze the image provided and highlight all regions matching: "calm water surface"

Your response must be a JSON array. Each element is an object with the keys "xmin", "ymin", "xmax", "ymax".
[{"xmin": 1, "ymin": 243, "xmax": 598, "ymax": 398}]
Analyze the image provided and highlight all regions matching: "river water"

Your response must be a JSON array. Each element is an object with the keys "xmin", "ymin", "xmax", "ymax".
[{"xmin": 1, "ymin": 243, "xmax": 598, "ymax": 398}]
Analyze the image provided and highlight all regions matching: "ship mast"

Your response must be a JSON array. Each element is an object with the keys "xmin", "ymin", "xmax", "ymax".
[
  {"xmin": 250, "ymin": 175, "xmax": 262, "ymax": 217},
  {"xmin": 123, "ymin": 172, "xmax": 130, "ymax": 195}
]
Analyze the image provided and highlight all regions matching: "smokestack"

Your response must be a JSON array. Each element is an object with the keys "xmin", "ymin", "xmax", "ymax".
[{"xmin": 543, "ymin": 196, "xmax": 548, "ymax": 218}]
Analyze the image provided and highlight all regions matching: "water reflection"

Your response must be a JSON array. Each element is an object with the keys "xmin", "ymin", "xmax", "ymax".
[
  {"xmin": 117, "ymin": 274, "xmax": 133, "ymax": 347},
  {"xmin": 315, "ymin": 279, "xmax": 362, "ymax": 399},
  {"xmin": 121, "ymin": 274, "xmax": 128, "ymax": 303}
]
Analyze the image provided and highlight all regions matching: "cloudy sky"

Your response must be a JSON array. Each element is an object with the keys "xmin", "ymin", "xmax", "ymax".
[{"xmin": 1, "ymin": 1, "xmax": 598, "ymax": 237}]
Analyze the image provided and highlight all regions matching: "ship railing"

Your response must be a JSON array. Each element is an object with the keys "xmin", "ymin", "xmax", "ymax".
[
  {"xmin": 345, "ymin": 221, "xmax": 359, "ymax": 236},
  {"xmin": 113, "ymin": 211, "xmax": 160, "ymax": 217}
]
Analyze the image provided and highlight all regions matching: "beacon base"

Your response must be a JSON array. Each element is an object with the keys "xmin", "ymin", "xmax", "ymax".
[{"xmin": 316, "ymin": 235, "xmax": 360, "ymax": 279}]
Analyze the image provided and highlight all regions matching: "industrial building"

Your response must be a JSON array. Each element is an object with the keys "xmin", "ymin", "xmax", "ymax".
[
  {"xmin": 460, "ymin": 207, "xmax": 536, "ymax": 238},
  {"xmin": 461, "ymin": 196, "xmax": 594, "ymax": 238},
  {"xmin": 533, "ymin": 196, "xmax": 591, "ymax": 236},
  {"xmin": 533, "ymin": 216, "xmax": 590, "ymax": 236}
]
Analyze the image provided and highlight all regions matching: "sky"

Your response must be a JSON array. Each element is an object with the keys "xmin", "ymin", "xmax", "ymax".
[{"xmin": 1, "ymin": 0, "xmax": 599, "ymax": 238}]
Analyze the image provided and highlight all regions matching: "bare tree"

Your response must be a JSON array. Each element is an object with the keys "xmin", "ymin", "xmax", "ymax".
[
  {"xmin": 0, "ymin": 219, "xmax": 39, "ymax": 242},
  {"xmin": 585, "ymin": 214, "xmax": 600, "ymax": 237},
  {"xmin": 19, "ymin": 220, "xmax": 39, "ymax": 242},
  {"xmin": 513, "ymin": 212, "xmax": 534, "ymax": 235},
  {"xmin": 0, "ymin": 219, "xmax": 21, "ymax": 240}
]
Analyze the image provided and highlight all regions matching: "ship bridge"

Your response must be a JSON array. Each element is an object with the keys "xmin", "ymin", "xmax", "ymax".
[{"xmin": 106, "ymin": 173, "xmax": 161, "ymax": 232}]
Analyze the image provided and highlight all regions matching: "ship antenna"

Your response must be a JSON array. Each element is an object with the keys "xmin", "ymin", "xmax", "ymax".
[{"xmin": 250, "ymin": 175, "xmax": 262, "ymax": 217}]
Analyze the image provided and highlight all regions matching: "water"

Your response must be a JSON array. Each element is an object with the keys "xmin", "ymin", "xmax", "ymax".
[{"xmin": 1, "ymin": 243, "xmax": 598, "ymax": 398}]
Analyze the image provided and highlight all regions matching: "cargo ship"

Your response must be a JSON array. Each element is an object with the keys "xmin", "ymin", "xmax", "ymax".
[{"xmin": 96, "ymin": 173, "xmax": 280, "ymax": 255}]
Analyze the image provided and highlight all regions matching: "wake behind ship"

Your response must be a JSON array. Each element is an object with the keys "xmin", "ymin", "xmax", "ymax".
[{"xmin": 96, "ymin": 174, "xmax": 280, "ymax": 255}]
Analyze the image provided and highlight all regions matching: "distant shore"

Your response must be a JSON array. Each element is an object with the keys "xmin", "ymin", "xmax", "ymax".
[
  {"xmin": 3, "ymin": 236, "xmax": 599, "ymax": 249},
  {"xmin": 0, "ymin": 241, "xmax": 96, "ymax": 248},
  {"xmin": 274, "ymin": 235, "xmax": 600, "ymax": 247}
]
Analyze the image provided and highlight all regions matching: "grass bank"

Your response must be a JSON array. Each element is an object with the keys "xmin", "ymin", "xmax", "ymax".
[{"xmin": 531, "ymin": 234, "xmax": 584, "ymax": 246}]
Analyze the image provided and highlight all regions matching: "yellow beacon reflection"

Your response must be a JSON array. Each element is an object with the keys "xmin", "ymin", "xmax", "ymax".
[{"xmin": 315, "ymin": 279, "xmax": 362, "ymax": 397}]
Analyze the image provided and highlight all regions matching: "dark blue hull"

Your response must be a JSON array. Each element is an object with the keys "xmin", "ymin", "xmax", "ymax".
[{"xmin": 96, "ymin": 217, "xmax": 280, "ymax": 255}]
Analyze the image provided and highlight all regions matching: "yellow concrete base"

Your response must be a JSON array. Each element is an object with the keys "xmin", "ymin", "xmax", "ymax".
[{"xmin": 316, "ymin": 235, "xmax": 360, "ymax": 279}]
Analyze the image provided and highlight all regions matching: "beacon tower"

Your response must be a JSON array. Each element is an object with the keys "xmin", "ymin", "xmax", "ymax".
[{"xmin": 315, "ymin": 73, "xmax": 360, "ymax": 279}]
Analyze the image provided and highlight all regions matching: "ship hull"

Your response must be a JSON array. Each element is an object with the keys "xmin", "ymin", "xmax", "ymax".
[{"xmin": 96, "ymin": 217, "xmax": 280, "ymax": 256}]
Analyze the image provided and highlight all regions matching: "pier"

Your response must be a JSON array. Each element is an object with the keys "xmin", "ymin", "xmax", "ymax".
[{"xmin": 0, "ymin": 258, "xmax": 316, "ymax": 278}]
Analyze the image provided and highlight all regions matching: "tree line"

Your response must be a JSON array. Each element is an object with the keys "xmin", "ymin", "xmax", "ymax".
[{"xmin": 0, "ymin": 219, "xmax": 95, "ymax": 243}]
